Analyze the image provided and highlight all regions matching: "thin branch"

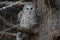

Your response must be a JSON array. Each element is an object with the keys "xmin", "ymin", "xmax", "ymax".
[
  {"xmin": 0, "ymin": 32, "xmax": 17, "ymax": 37},
  {"xmin": 0, "ymin": 16, "xmax": 38, "ymax": 35},
  {"xmin": 0, "ymin": 16, "xmax": 14, "ymax": 27},
  {"xmin": 0, "ymin": 1, "xmax": 30, "ymax": 5},
  {"xmin": 0, "ymin": 1, "xmax": 31, "ymax": 10}
]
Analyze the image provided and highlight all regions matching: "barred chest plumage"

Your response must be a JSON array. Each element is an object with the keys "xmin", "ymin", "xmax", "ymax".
[{"xmin": 20, "ymin": 13, "xmax": 37, "ymax": 28}]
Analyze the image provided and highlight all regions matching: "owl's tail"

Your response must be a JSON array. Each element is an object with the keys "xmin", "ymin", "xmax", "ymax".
[{"xmin": 16, "ymin": 32, "xmax": 24, "ymax": 40}]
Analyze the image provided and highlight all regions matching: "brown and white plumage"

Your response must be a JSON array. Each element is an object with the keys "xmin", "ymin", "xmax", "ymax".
[
  {"xmin": 18, "ymin": 3, "xmax": 37, "ymax": 28},
  {"xmin": 17, "ymin": 3, "xmax": 38, "ymax": 40}
]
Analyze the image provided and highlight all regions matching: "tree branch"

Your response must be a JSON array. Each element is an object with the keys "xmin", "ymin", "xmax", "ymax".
[
  {"xmin": 0, "ymin": 1, "xmax": 31, "ymax": 10},
  {"xmin": 0, "ymin": 32, "xmax": 17, "ymax": 37},
  {"xmin": 0, "ymin": 16, "xmax": 38, "ymax": 35},
  {"xmin": 0, "ymin": 1, "xmax": 30, "ymax": 5}
]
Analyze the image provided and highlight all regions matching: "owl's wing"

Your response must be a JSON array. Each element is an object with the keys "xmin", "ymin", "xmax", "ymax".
[{"xmin": 18, "ymin": 11, "xmax": 23, "ymax": 22}]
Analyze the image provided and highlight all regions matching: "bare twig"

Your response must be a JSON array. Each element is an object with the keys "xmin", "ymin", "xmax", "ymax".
[
  {"xmin": 0, "ymin": 32, "xmax": 17, "ymax": 37},
  {"xmin": 0, "ymin": 16, "xmax": 38, "ymax": 35},
  {"xmin": 0, "ymin": 16, "xmax": 14, "ymax": 27},
  {"xmin": 0, "ymin": 1, "xmax": 30, "ymax": 5},
  {"xmin": 0, "ymin": 1, "xmax": 31, "ymax": 10}
]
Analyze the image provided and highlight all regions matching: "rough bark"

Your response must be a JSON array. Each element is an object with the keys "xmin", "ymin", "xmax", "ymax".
[{"xmin": 31, "ymin": 0, "xmax": 58, "ymax": 40}]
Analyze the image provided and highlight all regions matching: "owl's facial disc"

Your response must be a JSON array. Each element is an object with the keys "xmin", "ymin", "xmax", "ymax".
[
  {"xmin": 26, "ymin": 7, "xmax": 34, "ymax": 13},
  {"xmin": 23, "ymin": 3, "xmax": 35, "ymax": 14}
]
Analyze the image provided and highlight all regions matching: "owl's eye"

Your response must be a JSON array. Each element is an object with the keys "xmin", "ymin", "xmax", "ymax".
[
  {"xmin": 30, "ymin": 8, "xmax": 33, "ymax": 10},
  {"xmin": 26, "ymin": 8, "xmax": 29, "ymax": 10}
]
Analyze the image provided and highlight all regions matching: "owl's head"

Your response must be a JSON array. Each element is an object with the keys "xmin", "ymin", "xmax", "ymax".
[{"xmin": 23, "ymin": 3, "xmax": 35, "ymax": 14}]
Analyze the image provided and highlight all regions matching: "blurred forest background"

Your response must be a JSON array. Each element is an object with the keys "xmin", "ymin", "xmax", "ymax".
[{"xmin": 0, "ymin": 0, "xmax": 60, "ymax": 40}]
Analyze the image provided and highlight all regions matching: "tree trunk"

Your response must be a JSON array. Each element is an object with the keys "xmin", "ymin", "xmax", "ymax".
[{"xmin": 24, "ymin": 0, "xmax": 58, "ymax": 40}]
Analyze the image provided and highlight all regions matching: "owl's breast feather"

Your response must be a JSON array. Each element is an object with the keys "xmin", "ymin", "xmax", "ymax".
[{"xmin": 20, "ymin": 14, "xmax": 37, "ymax": 28}]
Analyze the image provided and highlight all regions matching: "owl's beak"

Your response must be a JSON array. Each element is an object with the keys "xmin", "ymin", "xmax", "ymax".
[
  {"xmin": 29, "ymin": 11, "xmax": 31, "ymax": 13},
  {"xmin": 29, "ymin": 12, "xmax": 31, "ymax": 13}
]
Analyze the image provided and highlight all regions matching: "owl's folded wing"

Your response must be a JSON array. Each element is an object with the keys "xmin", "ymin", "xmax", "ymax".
[{"xmin": 18, "ymin": 11, "xmax": 23, "ymax": 22}]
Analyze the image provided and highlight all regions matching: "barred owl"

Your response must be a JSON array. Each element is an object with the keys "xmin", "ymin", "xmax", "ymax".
[{"xmin": 18, "ymin": 3, "xmax": 37, "ymax": 28}]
